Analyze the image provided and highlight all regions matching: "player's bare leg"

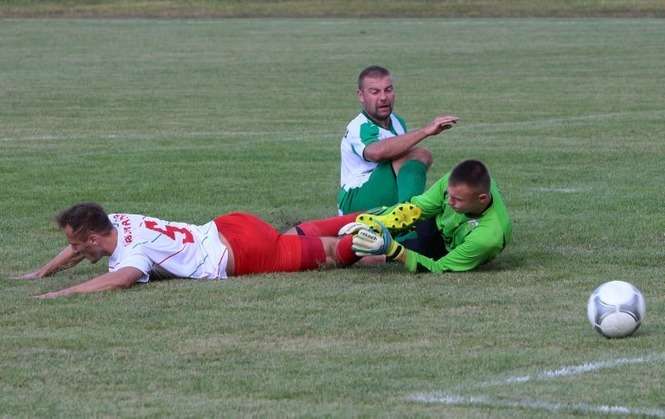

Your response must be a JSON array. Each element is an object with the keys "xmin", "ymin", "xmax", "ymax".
[
  {"xmin": 319, "ymin": 236, "xmax": 360, "ymax": 267},
  {"xmin": 391, "ymin": 146, "xmax": 432, "ymax": 173}
]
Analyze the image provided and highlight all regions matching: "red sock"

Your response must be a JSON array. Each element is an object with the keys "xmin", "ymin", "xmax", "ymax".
[
  {"xmin": 295, "ymin": 213, "xmax": 358, "ymax": 237},
  {"xmin": 335, "ymin": 235, "xmax": 360, "ymax": 266}
]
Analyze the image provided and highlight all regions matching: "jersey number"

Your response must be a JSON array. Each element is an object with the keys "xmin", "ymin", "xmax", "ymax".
[{"xmin": 145, "ymin": 220, "xmax": 194, "ymax": 244}]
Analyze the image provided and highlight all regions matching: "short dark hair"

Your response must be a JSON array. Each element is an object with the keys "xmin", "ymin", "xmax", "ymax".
[
  {"xmin": 449, "ymin": 160, "xmax": 491, "ymax": 193},
  {"xmin": 56, "ymin": 202, "xmax": 113, "ymax": 238},
  {"xmin": 358, "ymin": 65, "xmax": 391, "ymax": 89}
]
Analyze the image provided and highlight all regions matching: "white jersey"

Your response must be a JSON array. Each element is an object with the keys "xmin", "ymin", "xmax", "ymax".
[
  {"xmin": 340, "ymin": 111, "xmax": 407, "ymax": 190},
  {"xmin": 108, "ymin": 213, "xmax": 229, "ymax": 284}
]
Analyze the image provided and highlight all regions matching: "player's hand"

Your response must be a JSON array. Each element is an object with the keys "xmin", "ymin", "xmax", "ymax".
[
  {"xmin": 11, "ymin": 270, "xmax": 44, "ymax": 280},
  {"xmin": 352, "ymin": 222, "xmax": 404, "ymax": 260},
  {"xmin": 424, "ymin": 115, "xmax": 459, "ymax": 136},
  {"xmin": 34, "ymin": 292, "xmax": 58, "ymax": 299},
  {"xmin": 352, "ymin": 227, "xmax": 386, "ymax": 256},
  {"xmin": 34, "ymin": 290, "xmax": 68, "ymax": 299}
]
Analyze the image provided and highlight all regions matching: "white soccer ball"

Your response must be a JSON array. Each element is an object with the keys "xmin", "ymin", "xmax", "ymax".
[{"xmin": 587, "ymin": 280, "xmax": 646, "ymax": 338}]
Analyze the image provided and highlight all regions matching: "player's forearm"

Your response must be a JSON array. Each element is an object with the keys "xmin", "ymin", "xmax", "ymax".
[
  {"xmin": 39, "ymin": 281, "xmax": 109, "ymax": 298},
  {"xmin": 36, "ymin": 269, "xmax": 141, "ymax": 299},
  {"xmin": 364, "ymin": 128, "xmax": 430, "ymax": 161},
  {"xmin": 35, "ymin": 246, "xmax": 84, "ymax": 278},
  {"xmin": 402, "ymin": 244, "xmax": 491, "ymax": 273},
  {"xmin": 50, "ymin": 280, "xmax": 124, "ymax": 297},
  {"xmin": 399, "ymin": 250, "xmax": 451, "ymax": 273},
  {"xmin": 399, "ymin": 249, "xmax": 459, "ymax": 273}
]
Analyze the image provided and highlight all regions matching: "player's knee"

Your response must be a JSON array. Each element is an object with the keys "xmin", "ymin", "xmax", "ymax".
[{"xmin": 408, "ymin": 147, "xmax": 433, "ymax": 167}]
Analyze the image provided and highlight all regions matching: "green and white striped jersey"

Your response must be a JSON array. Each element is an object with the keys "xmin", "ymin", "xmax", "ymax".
[{"xmin": 339, "ymin": 111, "xmax": 407, "ymax": 191}]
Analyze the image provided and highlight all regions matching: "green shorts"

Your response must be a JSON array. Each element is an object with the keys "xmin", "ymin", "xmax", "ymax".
[{"xmin": 337, "ymin": 162, "xmax": 398, "ymax": 214}]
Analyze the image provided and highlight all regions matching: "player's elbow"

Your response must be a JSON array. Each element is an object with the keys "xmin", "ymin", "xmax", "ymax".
[
  {"xmin": 115, "ymin": 280, "xmax": 136, "ymax": 290},
  {"xmin": 468, "ymin": 243, "xmax": 503, "ymax": 270},
  {"xmin": 362, "ymin": 150, "xmax": 379, "ymax": 162},
  {"xmin": 112, "ymin": 268, "xmax": 143, "ymax": 289},
  {"xmin": 362, "ymin": 145, "xmax": 384, "ymax": 162}
]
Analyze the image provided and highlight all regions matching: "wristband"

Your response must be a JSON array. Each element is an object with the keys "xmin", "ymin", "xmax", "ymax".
[{"xmin": 386, "ymin": 244, "xmax": 405, "ymax": 261}]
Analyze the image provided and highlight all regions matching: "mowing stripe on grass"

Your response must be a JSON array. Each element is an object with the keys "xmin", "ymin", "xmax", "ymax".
[
  {"xmin": 0, "ymin": 131, "xmax": 341, "ymax": 142},
  {"xmin": 408, "ymin": 393, "xmax": 665, "ymax": 418},
  {"xmin": 5, "ymin": 110, "xmax": 664, "ymax": 144},
  {"xmin": 459, "ymin": 109, "xmax": 665, "ymax": 132}
]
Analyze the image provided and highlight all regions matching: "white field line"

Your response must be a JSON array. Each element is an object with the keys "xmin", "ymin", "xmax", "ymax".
[
  {"xmin": 408, "ymin": 393, "xmax": 665, "ymax": 418},
  {"xmin": 528, "ymin": 187, "xmax": 591, "ymax": 193},
  {"xmin": 474, "ymin": 353, "xmax": 665, "ymax": 388},
  {"xmin": 408, "ymin": 354, "xmax": 665, "ymax": 416},
  {"xmin": 528, "ymin": 187, "xmax": 590, "ymax": 193}
]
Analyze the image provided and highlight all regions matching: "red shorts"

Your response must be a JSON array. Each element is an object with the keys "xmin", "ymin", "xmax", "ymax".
[{"xmin": 214, "ymin": 212, "xmax": 326, "ymax": 276}]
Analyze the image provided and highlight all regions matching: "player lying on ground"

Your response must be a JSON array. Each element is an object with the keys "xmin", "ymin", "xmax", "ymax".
[
  {"xmin": 15, "ymin": 204, "xmax": 366, "ymax": 299},
  {"xmin": 297, "ymin": 159, "xmax": 512, "ymax": 273},
  {"xmin": 17, "ymin": 160, "xmax": 509, "ymax": 297}
]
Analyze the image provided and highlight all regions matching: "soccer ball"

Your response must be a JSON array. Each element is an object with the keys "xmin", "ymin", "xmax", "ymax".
[{"xmin": 587, "ymin": 280, "xmax": 646, "ymax": 338}]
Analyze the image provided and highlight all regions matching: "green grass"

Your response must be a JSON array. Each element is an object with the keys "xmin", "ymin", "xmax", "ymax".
[
  {"xmin": 2, "ymin": 18, "xmax": 665, "ymax": 417},
  {"xmin": 2, "ymin": 0, "xmax": 665, "ymax": 18}
]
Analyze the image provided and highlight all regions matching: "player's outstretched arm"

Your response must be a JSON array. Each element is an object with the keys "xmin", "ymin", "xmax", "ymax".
[
  {"xmin": 363, "ymin": 114, "xmax": 459, "ymax": 162},
  {"xmin": 13, "ymin": 245, "xmax": 85, "ymax": 280},
  {"xmin": 34, "ymin": 267, "xmax": 143, "ymax": 299},
  {"xmin": 350, "ymin": 224, "xmax": 497, "ymax": 273}
]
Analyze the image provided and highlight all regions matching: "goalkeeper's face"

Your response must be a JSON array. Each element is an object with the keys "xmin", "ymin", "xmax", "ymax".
[{"xmin": 447, "ymin": 183, "xmax": 490, "ymax": 216}]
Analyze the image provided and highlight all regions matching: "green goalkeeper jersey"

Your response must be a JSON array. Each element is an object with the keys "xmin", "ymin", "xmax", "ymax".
[{"xmin": 405, "ymin": 173, "xmax": 512, "ymax": 273}]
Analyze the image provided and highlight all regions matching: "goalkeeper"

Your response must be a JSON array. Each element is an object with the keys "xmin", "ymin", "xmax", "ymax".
[{"xmin": 347, "ymin": 159, "xmax": 512, "ymax": 273}]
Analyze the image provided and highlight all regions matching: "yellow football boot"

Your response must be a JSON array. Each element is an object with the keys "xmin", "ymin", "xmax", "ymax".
[{"xmin": 355, "ymin": 204, "xmax": 422, "ymax": 233}]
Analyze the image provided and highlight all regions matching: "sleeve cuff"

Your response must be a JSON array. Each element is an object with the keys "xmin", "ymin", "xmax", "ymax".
[{"xmin": 404, "ymin": 250, "xmax": 418, "ymax": 272}]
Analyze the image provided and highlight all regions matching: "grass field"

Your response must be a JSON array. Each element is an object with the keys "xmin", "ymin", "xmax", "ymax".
[
  {"xmin": 1, "ymin": 18, "xmax": 665, "ymax": 417},
  {"xmin": 2, "ymin": 0, "xmax": 665, "ymax": 17}
]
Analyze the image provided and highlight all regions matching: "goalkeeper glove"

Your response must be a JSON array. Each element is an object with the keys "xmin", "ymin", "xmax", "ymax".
[
  {"xmin": 351, "ymin": 222, "xmax": 405, "ymax": 261},
  {"xmin": 337, "ymin": 222, "xmax": 367, "ymax": 236}
]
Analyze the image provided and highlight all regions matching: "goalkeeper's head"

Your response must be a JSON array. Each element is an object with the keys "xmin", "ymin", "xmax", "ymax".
[{"xmin": 447, "ymin": 159, "xmax": 492, "ymax": 216}]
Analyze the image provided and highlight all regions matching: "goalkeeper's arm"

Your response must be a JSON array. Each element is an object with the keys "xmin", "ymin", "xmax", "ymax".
[
  {"xmin": 353, "ymin": 225, "xmax": 501, "ymax": 273},
  {"xmin": 401, "ymin": 236, "xmax": 501, "ymax": 273}
]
